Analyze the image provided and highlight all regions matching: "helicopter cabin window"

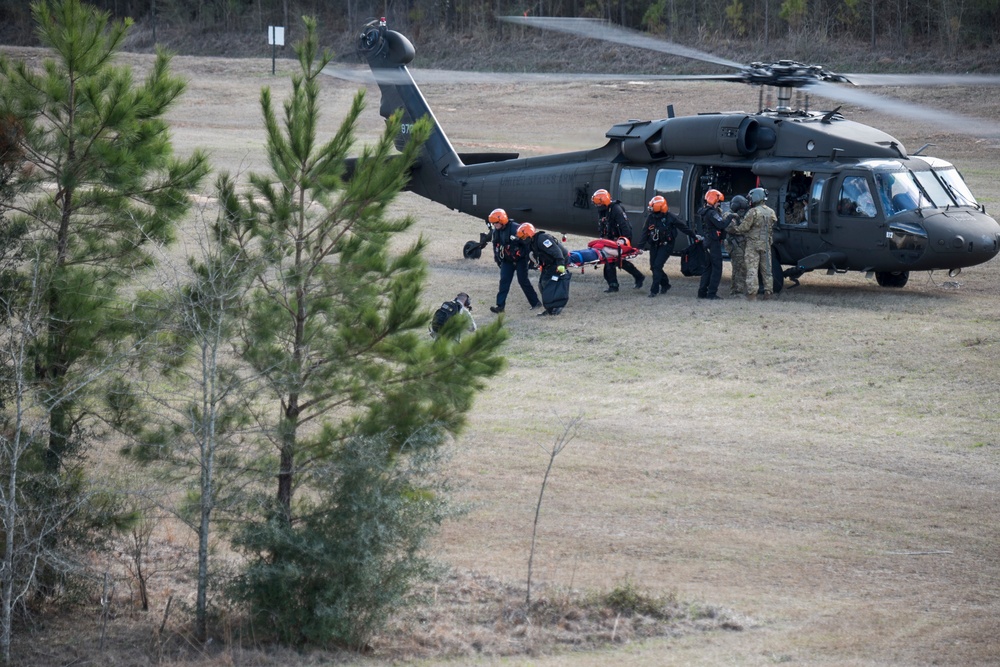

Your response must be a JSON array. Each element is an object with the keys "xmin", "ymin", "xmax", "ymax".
[
  {"xmin": 837, "ymin": 176, "xmax": 877, "ymax": 218},
  {"xmin": 808, "ymin": 176, "xmax": 827, "ymax": 226},
  {"xmin": 617, "ymin": 167, "xmax": 649, "ymax": 213},
  {"xmin": 653, "ymin": 168, "xmax": 685, "ymax": 216},
  {"xmin": 784, "ymin": 172, "xmax": 811, "ymax": 225}
]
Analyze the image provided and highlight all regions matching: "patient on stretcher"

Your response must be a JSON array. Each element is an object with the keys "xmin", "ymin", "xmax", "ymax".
[{"xmin": 568, "ymin": 237, "xmax": 638, "ymax": 266}]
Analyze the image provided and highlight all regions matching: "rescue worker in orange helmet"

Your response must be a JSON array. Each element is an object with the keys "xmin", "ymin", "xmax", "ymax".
[
  {"xmin": 636, "ymin": 195, "xmax": 699, "ymax": 298},
  {"xmin": 486, "ymin": 208, "xmax": 541, "ymax": 314},
  {"xmin": 517, "ymin": 223, "xmax": 570, "ymax": 316},
  {"xmin": 695, "ymin": 189, "xmax": 728, "ymax": 300},
  {"xmin": 592, "ymin": 189, "xmax": 645, "ymax": 293}
]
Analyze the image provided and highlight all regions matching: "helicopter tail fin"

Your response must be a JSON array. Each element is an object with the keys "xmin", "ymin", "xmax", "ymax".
[{"xmin": 357, "ymin": 19, "xmax": 463, "ymax": 178}]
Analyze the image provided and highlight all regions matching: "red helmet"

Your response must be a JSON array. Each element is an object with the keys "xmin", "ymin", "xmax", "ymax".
[
  {"xmin": 648, "ymin": 195, "xmax": 668, "ymax": 214},
  {"xmin": 705, "ymin": 189, "xmax": 724, "ymax": 206},
  {"xmin": 516, "ymin": 222, "xmax": 537, "ymax": 239},
  {"xmin": 592, "ymin": 189, "xmax": 611, "ymax": 207},
  {"xmin": 488, "ymin": 208, "xmax": 508, "ymax": 226}
]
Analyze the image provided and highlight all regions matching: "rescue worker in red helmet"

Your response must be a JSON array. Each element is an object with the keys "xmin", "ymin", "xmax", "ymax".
[
  {"xmin": 636, "ymin": 195, "xmax": 699, "ymax": 298},
  {"xmin": 486, "ymin": 208, "xmax": 541, "ymax": 314},
  {"xmin": 695, "ymin": 189, "xmax": 729, "ymax": 300},
  {"xmin": 517, "ymin": 223, "xmax": 570, "ymax": 316},
  {"xmin": 592, "ymin": 189, "xmax": 645, "ymax": 293}
]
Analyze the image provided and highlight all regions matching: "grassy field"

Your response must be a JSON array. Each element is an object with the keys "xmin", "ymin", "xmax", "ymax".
[{"xmin": 4, "ymin": 46, "xmax": 999, "ymax": 666}]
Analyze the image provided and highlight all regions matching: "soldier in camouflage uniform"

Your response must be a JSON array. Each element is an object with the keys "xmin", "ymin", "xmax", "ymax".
[
  {"xmin": 728, "ymin": 188, "xmax": 777, "ymax": 300},
  {"xmin": 724, "ymin": 194, "xmax": 750, "ymax": 297}
]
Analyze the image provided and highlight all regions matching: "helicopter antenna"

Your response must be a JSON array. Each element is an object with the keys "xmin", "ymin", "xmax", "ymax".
[
  {"xmin": 914, "ymin": 143, "xmax": 935, "ymax": 156},
  {"xmin": 821, "ymin": 106, "xmax": 842, "ymax": 123}
]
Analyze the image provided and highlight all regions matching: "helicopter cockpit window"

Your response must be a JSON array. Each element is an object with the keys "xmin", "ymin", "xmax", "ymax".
[
  {"xmin": 618, "ymin": 167, "xmax": 649, "ymax": 212},
  {"xmin": 837, "ymin": 176, "xmax": 877, "ymax": 218},
  {"xmin": 911, "ymin": 171, "xmax": 951, "ymax": 208},
  {"xmin": 873, "ymin": 171, "xmax": 927, "ymax": 216},
  {"xmin": 934, "ymin": 168, "xmax": 978, "ymax": 207}
]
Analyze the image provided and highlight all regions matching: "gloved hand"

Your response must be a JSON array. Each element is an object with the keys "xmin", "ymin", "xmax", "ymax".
[
  {"xmin": 557, "ymin": 265, "xmax": 566, "ymax": 275},
  {"xmin": 696, "ymin": 235, "xmax": 704, "ymax": 242}
]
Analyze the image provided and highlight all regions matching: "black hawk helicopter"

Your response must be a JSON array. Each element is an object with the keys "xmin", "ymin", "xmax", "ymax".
[{"xmin": 349, "ymin": 17, "xmax": 1000, "ymax": 290}]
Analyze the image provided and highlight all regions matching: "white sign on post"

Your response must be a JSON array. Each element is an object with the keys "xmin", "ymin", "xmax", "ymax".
[{"xmin": 268, "ymin": 26, "xmax": 285, "ymax": 75}]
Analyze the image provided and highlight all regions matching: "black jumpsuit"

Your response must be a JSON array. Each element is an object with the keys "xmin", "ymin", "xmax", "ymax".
[
  {"xmin": 636, "ymin": 211, "xmax": 697, "ymax": 296},
  {"xmin": 492, "ymin": 222, "xmax": 540, "ymax": 311},
  {"xmin": 697, "ymin": 204, "xmax": 729, "ymax": 299},
  {"xmin": 596, "ymin": 200, "xmax": 644, "ymax": 291},
  {"xmin": 528, "ymin": 231, "xmax": 570, "ymax": 315}
]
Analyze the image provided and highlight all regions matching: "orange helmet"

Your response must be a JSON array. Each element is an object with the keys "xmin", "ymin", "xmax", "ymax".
[
  {"xmin": 705, "ymin": 189, "xmax": 724, "ymax": 206},
  {"xmin": 648, "ymin": 195, "xmax": 668, "ymax": 214},
  {"xmin": 592, "ymin": 189, "xmax": 611, "ymax": 207},
  {"xmin": 516, "ymin": 222, "xmax": 537, "ymax": 239},
  {"xmin": 488, "ymin": 208, "xmax": 508, "ymax": 226}
]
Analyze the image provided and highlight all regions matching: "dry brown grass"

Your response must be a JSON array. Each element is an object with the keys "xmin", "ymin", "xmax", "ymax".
[{"xmin": 3, "ymin": 46, "xmax": 1000, "ymax": 667}]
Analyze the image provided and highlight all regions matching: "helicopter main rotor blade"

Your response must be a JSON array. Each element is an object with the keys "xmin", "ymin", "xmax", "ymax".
[
  {"xmin": 499, "ymin": 16, "xmax": 744, "ymax": 71},
  {"xmin": 322, "ymin": 64, "xmax": 744, "ymax": 86},
  {"xmin": 810, "ymin": 80, "xmax": 1000, "ymax": 137},
  {"xmin": 845, "ymin": 73, "xmax": 1000, "ymax": 87}
]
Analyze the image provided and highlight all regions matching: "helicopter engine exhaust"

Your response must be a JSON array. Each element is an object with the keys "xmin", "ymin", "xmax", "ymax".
[{"xmin": 611, "ymin": 115, "xmax": 776, "ymax": 162}]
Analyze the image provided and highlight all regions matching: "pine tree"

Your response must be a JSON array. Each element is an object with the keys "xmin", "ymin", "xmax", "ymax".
[
  {"xmin": 224, "ymin": 17, "xmax": 507, "ymax": 645},
  {"xmin": 225, "ymin": 15, "xmax": 506, "ymax": 518},
  {"xmin": 0, "ymin": 0, "xmax": 210, "ymax": 474}
]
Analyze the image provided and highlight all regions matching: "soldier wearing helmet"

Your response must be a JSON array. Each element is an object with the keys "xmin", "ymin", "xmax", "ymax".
[
  {"xmin": 517, "ymin": 223, "xmax": 570, "ymax": 316},
  {"xmin": 486, "ymin": 208, "xmax": 541, "ymax": 314},
  {"xmin": 728, "ymin": 188, "xmax": 778, "ymax": 300},
  {"xmin": 724, "ymin": 194, "xmax": 750, "ymax": 296},
  {"xmin": 636, "ymin": 195, "xmax": 699, "ymax": 298},
  {"xmin": 695, "ymin": 188, "xmax": 729, "ymax": 300},
  {"xmin": 592, "ymin": 188, "xmax": 645, "ymax": 293}
]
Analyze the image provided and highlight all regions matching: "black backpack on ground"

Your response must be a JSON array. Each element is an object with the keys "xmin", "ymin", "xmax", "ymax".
[
  {"xmin": 431, "ymin": 300, "xmax": 461, "ymax": 333},
  {"xmin": 680, "ymin": 240, "xmax": 709, "ymax": 277}
]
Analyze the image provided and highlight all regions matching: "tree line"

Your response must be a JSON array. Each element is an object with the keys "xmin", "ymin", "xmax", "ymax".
[
  {"xmin": 0, "ymin": 0, "xmax": 508, "ymax": 662},
  {"xmin": 1, "ymin": 0, "xmax": 999, "ymax": 55}
]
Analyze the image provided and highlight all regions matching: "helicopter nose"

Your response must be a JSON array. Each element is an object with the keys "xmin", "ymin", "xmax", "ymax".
[{"xmin": 925, "ymin": 211, "xmax": 1000, "ymax": 267}]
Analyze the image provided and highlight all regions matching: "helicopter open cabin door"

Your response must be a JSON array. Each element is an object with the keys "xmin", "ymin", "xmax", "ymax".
[{"xmin": 827, "ymin": 171, "xmax": 888, "ymax": 254}]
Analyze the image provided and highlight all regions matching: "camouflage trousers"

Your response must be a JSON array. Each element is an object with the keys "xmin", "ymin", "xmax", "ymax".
[
  {"xmin": 726, "ymin": 237, "xmax": 747, "ymax": 295},
  {"xmin": 743, "ymin": 240, "xmax": 773, "ymax": 296}
]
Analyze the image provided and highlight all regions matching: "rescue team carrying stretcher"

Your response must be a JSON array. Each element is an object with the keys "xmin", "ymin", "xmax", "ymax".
[{"xmin": 469, "ymin": 188, "xmax": 776, "ymax": 323}]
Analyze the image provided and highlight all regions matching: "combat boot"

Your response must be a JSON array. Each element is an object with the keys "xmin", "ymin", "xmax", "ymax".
[
  {"xmin": 489, "ymin": 305, "xmax": 504, "ymax": 314},
  {"xmin": 761, "ymin": 292, "xmax": 772, "ymax": 300},
  {"xmin": 746, "ymin": 293, "xmax": 757, "ymax": 301},
  {"xmin": 604, "ymin": 283, "xmax": 619, "ymax": 293}
]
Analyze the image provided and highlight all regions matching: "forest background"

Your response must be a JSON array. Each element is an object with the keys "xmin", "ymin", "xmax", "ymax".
[{"xmin": 2, "ymin": 0, "xmax": 1000, "ymax": 74}]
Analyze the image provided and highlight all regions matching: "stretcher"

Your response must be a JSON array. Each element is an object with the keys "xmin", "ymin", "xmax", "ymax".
[{"xmin": 567, "ymin": 238, "xmax": 643, "ymax": 272}]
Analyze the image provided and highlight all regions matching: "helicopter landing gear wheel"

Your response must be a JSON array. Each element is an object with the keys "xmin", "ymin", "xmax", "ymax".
[
  {"xmin": 771, "ymin": 252, "xmax": 784, "ymax": 294},
  {"xmin": 875, "ymin": 270, "xmax": 909, "ymax": 288}
]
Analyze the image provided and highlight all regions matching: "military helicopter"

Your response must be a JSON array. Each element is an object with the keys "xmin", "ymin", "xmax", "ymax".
[{"xmin": 350, "ymin": 17, "xmax": 1000, "ymax": 290}]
